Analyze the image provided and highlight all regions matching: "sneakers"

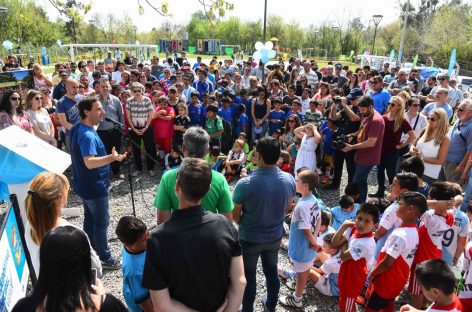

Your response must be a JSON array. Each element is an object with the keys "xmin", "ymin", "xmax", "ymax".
[
  {"xmin": 149, "ymin": 170, "xmax": 156, "ymax": 177},
  {"xmin": 101, "ymin": 258, "xmax": 121, "ymax": 270},
  {"xmin": 278, "ymin": 266, "xmax": 296, "ymax": 280},
  {"xmin": 279, "ymin": 294, "xmax": 303, "ymax": 308},
  {"xmin": 261, "ymin": 293, "xmax": 269, "ymax": 312},
  {"xmin": 285, "ymin": 280, "xmax": 306, "ymax": 294}
]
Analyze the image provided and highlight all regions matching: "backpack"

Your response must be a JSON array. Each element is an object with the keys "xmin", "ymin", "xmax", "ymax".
[{"xmin": 215, "ymin": 117, "xmax": 233, "ymax": 154}]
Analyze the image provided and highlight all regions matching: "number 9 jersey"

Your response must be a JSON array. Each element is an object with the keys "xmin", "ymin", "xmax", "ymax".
[{"xmin": 441, "ymin": 208, "xmax": 470, "ymax": 266}]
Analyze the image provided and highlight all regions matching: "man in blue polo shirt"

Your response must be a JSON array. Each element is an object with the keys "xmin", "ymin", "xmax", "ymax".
[
  {"xmin": 366, "ymin": 75, "xmax": 391, "ymax": 114},
  {"xmin": 70, "ymin": 97, "xmax": 127, "ymax": 270},
  {"xmin": 439, "ymin": 99, "xmax": 472, "ymax": 183},
  {"xmin": 193, "ymin": 68, "xmax": 214, "ymax": 100},
  {"xmin": 233, "ymin": 137, "xmax": 296, "ymax": 312}
]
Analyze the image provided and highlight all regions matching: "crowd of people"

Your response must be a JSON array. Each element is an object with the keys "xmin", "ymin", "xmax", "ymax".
[{"xmin": 2, "ymin": 51, "xmax": 472, "ymax": 312}]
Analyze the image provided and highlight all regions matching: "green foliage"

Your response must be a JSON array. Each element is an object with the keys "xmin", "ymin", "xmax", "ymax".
[{"xmin": 0, "ymin": 0, "xmax": 61, "ymax": 46}]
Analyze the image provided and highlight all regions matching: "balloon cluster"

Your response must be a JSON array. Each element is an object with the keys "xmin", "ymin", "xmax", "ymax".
[
  {"xmin": 2, "ymin": 40, "xmax": 13, "ymax": 50},
  {"xmin": 252, "ymin": 41, "xmax": 276, "ymax": 64}
]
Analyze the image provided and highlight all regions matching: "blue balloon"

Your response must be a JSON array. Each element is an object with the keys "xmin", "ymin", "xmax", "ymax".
[
  {"xmin": 448, "ymin": 48, "xmax": 456, "ymax": 76},
  {"xmin": 2, "ymin": 40, "xmax": 13, "ymax": 50},
  {"xmin": 261, "ymin": 55, "xmax": 269, "ymax": 64}
]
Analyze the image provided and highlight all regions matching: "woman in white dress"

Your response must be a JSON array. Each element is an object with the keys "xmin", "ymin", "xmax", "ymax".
[
  {"xmin": 294, "ymin": 123, "xmax": 321, "ymax": 174},
  {"xmin": 410, "ymin": 109, "xmax": 449, "ymax": 184}
]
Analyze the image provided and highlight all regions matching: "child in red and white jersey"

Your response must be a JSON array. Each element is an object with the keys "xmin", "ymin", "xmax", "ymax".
[
  {"xmin": 401, "ymin": 259, "xmax": 463, "ymax": 312},
  {"xmin": 366, "ymin": 192, "xmax": 428, "ymax": 312},
  {"xmin": 332, "ymin": 203, "xmax": 379, "ymax": 312},
  {"xmin": 409, "ymin": 182, "xmax": 456, "ymax": 309},
  {"xmin": 459, "ymin": 241, "xmax": 472, "ymax": 311}
]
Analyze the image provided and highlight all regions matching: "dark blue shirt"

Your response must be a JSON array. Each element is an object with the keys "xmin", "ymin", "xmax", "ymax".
[
  {"xmin": 218, "ymin": 106, "xmax": 234, "ymax": 124},
  {"xmin": 287, "ymin": 110, "xmax": 304, "ymax": 123},
  {"xmin": 192, "ymin": 80, "xmax": 214, "ymax": 100},
  {"xmin": 70, "ymin": 123, "xmax": 109, "ymax": 199},
  {"xmin": 57, "ymin": 95, "xmax": 83, "ymax": 135},
  {"xmin": 188, "ymin": 103, "xmax": 205, "ymax": 127},
  {"xmin": 269, "ymin": 110, "xmax": 286, "ymax": 135},
  {"xmin": 233, "ymin": 167, "xmax": 296, "ymax": 243},
  {"xmin": 52, "ymin": 82, "xmax": 66, "ymax": 101},
  {"xmin": 235, "ymin": 113, "xmax": 248, "ymax": 137}
]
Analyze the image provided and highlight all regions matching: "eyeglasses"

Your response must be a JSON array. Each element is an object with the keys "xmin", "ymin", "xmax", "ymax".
[
  {"xmin": 43, "ymin": 90, "xmax": 51, "ymax": 94},
  {"xmin": 410, "ymin": 103, "xmax": 419, "ymax": 107},
  {"xmin": 427, "ymin": 117, "xmax": 438, "ymax": 121},
  {"xmin": 438, "ymin": 78, "xmax": 446, "ymax": 81},
  {"xmin": 458, "ymin": 108, "xmax": 472, "ymax": 112},
  {"xmin": 288, "ymin": 119, "xmax": 295, "ymax": 123},
  {"xmin": 132, "ymin": 89, "xmax": 142, "ymax": 93},
  {"xmin": 10, "ymin": 97, "xmax": 20, "ymax": 101},
  {"xmin": 388, "ymin": 102, "xmax": 396, "ymax": 107},
  {"xmin": 34, "ymin": 97, "xmax": 42, "ymax": 101}
]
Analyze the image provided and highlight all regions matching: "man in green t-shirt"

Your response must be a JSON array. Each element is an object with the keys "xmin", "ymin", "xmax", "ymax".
[
  {"xmin": 154, "ymin": 127, "xmax": 233, "ymax": 224},
  {"xmin": 205, "ymin": 104, "xmax": 224, "ymax": 148}
]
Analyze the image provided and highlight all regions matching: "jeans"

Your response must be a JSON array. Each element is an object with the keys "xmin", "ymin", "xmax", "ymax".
[
  {"xmin": 460, "ymin": 168, "xmax": 472, "ymax": 212},
  {"xmin": 251, "ymin": 120, "xmax": 268, "ymax": 143},
  {"xmin": 332, "ymin": 149, "xmax": 356, "ymax": 187},
  {"xmin": 240, "ymin": 239, "xmax": 281, "ymax": 312},
  {"xmin": 376, "ymin": 151, "xmax": 399, "ymax": 194},
  {"xmin": 82, "ymin": 195, "xmax": 113, "ymax": 262},
  {"xmin": 353, "ymin": 163, "xmax": 374, "ymax": 203}
]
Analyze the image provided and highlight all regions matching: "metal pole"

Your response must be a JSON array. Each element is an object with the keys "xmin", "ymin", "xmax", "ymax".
[
  {"xmin": 398, "ymin": 1, "xmax": 409, "ymax": 64},
  {"xmin": 263, "ymin": 0, "xmax": 267, "ymax": 42},
  {"xmin": 372, "ymin": 26, "xmax": 378, "ymax": 55}
]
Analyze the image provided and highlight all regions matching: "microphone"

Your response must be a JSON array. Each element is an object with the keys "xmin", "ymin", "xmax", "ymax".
[{"xmin": 104, "ymin": 117, "xmax": 124, "ymax": 127}]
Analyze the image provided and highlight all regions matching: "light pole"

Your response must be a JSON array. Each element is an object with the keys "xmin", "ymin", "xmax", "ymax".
[
  {"xmin": 262, "ymin": 0, "xmax": 267, "ymax": 42},
  {"xmin": 371, "ymin": 14, "xmax": 383, "ymax": 56},
  {"xmin": 399, "ymin": 1, "xmax": 410, "ymax": 64},
  {"xmin": 133, "ymin": 26, "xmax": 137, "ymax": 57}
]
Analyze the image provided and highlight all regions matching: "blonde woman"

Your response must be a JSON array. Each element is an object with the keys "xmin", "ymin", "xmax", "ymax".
[
  {"xmin": 24, "ymin": 172, "xmax": 102, "ymax": 278},
  {"xmin": 372, "ymin": 96, "xmax": 416, "ymax": 197},
  {"xmin": 25, "ymin": 90, "xmax": 56, "ymax": 145},
  {"xmin": 410, "ymin": 109, "xmax": 450, "ymax": 183},
  {"xmin": 32, "ymin": 63, "xmax": 53, "ymax": 89}
]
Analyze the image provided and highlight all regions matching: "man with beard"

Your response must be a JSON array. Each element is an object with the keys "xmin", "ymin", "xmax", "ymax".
[{"xmin": 341, "ymin": 96, "xmax": 385, "ymax": 203}]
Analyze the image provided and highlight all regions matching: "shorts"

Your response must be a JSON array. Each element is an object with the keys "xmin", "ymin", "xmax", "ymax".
[
  {"xmin": 366, "ymin": 290, "xmax": 394, "ymax": 310},
  {"xmin": 291, "ymin": 258, "xmax": 315, "ymax": 273},
  {"xmin": 324, "ymin": 155, "xmax": 334, "ymax": 168},
  {"xmin": 314, "ymin": 275, "xmax": 336, "ymax": 296}
]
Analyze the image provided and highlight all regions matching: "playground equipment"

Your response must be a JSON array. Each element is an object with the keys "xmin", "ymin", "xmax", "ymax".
[
  {"xmin": 61, "ymin": 43, "xmax": 159, "ymax": 62},
  {"xmin": 159, "ymin": 39, "xmax": 188, "ymax": 54},
  {"xmin": 196, "ymin": 39, "xmax": 220, "ymax": 55}
]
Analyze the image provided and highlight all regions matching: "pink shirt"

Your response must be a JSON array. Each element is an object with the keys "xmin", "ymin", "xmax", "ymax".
[{"xmin": 0, "ymin": 111, "xmax": 33, "ymax": 131}]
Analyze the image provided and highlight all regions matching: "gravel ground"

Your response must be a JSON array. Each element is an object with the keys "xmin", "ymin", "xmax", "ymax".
[{"xmin": 1, "ymin": 164, "xmax": 412, "ymax": 311}]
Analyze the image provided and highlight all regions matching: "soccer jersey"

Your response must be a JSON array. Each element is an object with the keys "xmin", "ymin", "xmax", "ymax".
[
  {"xmin": 459, "ymin": 242, "xmax": 472, "ymax": 310},
  {"xmin": 413, "ymin": 209, "xmax": 454, "ymax": 265},
  {"xmin": 373, "ymin": 225, "xmax": 419, "ymax": 299},
  {"xmin": 426, "ymin": 294, "xmax": 463, "ymax": 312},
  {"xmin": 375, "ymin": 201, "xmax": 401, "ymax": 259},
  {"xmin": 288, "ymin": 195, "xmax": 321, "ymax": 263},
  {"xmin": 122, "ymin": 247, "xmax": 149, "ymax": 312},
  {"xmin": 442, "ymin": 208, "xmax": 470, "ymax": 266},
  {"xmin": 338, "ymin": 227, "xmax": 376, "ymax": 297},
  {"xmin": 319, "ymin": 253, "xmax": 341, "ymax": 296}
]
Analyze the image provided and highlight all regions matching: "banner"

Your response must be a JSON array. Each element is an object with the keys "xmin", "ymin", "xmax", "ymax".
[
  {"xmin": 0, "ymin": 70, "xmax": 35, "ymax": 96},
  {"xmin": 0, "ymin": 204, "xmax": 29, "ymax": 311}
]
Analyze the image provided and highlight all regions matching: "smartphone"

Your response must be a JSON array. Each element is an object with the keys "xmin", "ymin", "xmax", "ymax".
[{"xmin": 91, "ymin": 268, "xmax": 97, "ymax": 285}]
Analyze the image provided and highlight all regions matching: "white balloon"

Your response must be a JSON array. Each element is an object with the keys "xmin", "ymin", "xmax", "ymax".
[
  {"xmin": 264, "ymin": 41, "xmax": 273, "ymax": 50},
  {"xmin": 255, "ymin": 42, "xmax": 264, "ymax": 51}
]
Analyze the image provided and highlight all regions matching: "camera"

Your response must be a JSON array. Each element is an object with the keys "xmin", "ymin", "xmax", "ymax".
[
  {"xmin": 332, "ymin": 132, "xmax": 356, "ymax": 150},
  {"xmin": 333, "ymin": 96, "xmax": 342, "ymax": 104}
]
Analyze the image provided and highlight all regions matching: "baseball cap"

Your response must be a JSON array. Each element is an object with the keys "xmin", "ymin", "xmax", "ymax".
[{"xmin": 346, "ymin": 88, "xmax": 363, "ymax": 99}]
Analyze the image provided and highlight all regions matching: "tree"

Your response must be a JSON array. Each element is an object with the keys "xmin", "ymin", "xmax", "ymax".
[
  {"xmin": 136, "ymin": 0, "xmax": 233, "ymax": 21},
  {"xmin": 48, "ymin": 0, "xmax": 92, "ymax": 43}
]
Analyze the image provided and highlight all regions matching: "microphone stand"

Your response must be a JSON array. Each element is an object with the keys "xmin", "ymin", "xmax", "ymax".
[{"xmin": 112, "ymin": 124, "xmax": 161, "ymax": 217}]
